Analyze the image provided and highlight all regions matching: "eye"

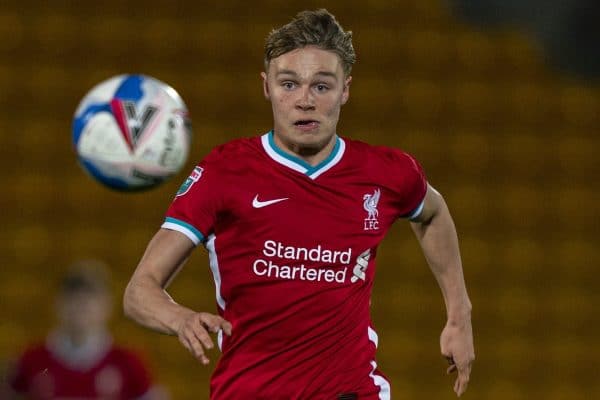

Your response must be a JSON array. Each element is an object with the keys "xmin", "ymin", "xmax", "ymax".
[
  {"xmin": 315, "ymin": 84, "xmax": 329, "ymax": 92},
  {"xmin": 282, "ymin": 81, "xmax": 296, "ymax": 90}
]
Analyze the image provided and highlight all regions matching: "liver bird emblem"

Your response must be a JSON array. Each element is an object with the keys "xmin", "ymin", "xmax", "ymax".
[{"xmin": 363, "ymin": 188, "xmax": 381, "ymax": 220}]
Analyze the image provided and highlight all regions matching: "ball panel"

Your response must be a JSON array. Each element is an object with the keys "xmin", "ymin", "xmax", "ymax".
[
  {"xmin": 72, "ymin": 102, "xmax": 112, "ymax": 146},
  {"xmin": 76, "ymin": 112, "xmax": 131, "ymax": 162},
  {"xmin": 146, "ymin": 76, "xmax": 187, "ymax": 109},
  {"xmin": 113, "ymin": 75, "xmax": 145, "ymax": 103},
  {"xmin": 74, "ymin": 75, "xmax": 126, "ymax": 116},
  {"xmin": 78, "ymin": 158, "xmax": 132, "ymax": 191},
  {"xmin": 133, "ymin": 113, "xmax": 190, "ymax": 174}
]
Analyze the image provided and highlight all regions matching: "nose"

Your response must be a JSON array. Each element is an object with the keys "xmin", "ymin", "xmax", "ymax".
[{"xmin": 295, "ymin": 86, "xmax": 315, "ymax": 111}]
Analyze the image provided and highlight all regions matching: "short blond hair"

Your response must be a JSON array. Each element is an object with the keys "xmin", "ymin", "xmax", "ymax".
[{"xmin": 264, "ymin": 9, "xmax": 356, "ymax": 76}]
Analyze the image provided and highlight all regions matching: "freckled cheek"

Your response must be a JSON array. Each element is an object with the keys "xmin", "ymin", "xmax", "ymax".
[{"xmin": 275, "ymin": 92, "xmax": 293, "ymax": 105}]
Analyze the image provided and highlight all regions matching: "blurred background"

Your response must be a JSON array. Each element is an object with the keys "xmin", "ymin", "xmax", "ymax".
[{"xmin": 1, "ymin": 0, "xmax": 598, "ymax": 398}]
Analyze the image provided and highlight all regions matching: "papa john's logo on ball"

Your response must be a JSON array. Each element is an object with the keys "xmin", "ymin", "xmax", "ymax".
[
  {"xmin": 363, "ymin": 188, "xmax": 381, "ymax": 231},
  {"xmin": 176, "ymin": 166, "xmax": 203, "ymax": 197}
]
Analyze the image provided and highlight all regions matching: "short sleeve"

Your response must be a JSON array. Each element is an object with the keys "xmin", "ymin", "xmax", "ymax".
[
  {"xmin": 162, "ymin": 151, "xmax": 224, "ymax": 245},
  {"xmin": 386, "ymin": 149, "xmax": 427, "ymax": 220}
]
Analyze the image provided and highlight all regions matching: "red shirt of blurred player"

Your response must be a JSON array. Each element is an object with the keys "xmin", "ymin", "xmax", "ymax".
[{"xmin": 9, "ymin": 263, "xmax": 161, "ymax": 400}]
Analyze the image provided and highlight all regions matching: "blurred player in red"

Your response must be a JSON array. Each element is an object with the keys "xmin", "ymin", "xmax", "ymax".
[
  {"xmin": 8, "ymin": 261, "xmax": 167, "ymax": 400},
  {"xmin": 124, "ymin": 9, "xmax": 474, "ymax": 399}
]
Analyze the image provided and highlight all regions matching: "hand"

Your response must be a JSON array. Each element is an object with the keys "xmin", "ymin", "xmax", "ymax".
[
  {"xmin": 175, "ymin": 311, "xmax": 232, "ymax": 365},
  {"xmin": 440, "ymin": 318, "xmax": 475, "ymax": 397}
]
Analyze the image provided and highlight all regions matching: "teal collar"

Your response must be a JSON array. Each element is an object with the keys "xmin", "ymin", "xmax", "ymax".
[{"xmin": 261, "ymin": 131, "xmax": 345, "ymax": 179}]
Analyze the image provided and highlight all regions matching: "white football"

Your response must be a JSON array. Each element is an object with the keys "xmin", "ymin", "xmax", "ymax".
[{"xmin": 72, "ymin": 74, "xmax": 192, "ymax": 191}]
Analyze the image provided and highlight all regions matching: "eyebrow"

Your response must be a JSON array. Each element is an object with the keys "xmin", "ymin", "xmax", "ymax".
[{"xmin": 276, "ymin": 69, "xmax": 338, "ymax": 79}]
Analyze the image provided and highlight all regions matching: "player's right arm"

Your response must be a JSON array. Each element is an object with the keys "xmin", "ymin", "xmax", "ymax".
[{"xmin": 123, "ymin": 228, "xmax": 232, "ymax": 365}]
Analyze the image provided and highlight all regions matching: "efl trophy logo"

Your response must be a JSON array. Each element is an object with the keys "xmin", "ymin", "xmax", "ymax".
[{"xmin": 176, "ymin": 166, "xmax": 203, "ymax": 197}]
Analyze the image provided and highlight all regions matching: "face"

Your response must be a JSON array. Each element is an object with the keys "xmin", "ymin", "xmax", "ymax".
[
  {"xmin": 261, "ymin": 46, "xmax": 352, "ymax": 157},
  {"xmin": 56, "ymin": 291, "xmax": 111, "ymax": 337}
]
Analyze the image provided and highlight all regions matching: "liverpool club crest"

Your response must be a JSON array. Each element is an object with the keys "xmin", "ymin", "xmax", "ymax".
[{"xmin": 363, "ymin": 188, "xmax": 381, "ymax": 230}]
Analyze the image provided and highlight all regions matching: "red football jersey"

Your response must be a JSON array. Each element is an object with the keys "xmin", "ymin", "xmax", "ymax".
[
  {"xmin": 163, "ymin": 131, "xmax": 427, "ymax": 399},
  {"xmin": 10, "ymin": 335, "xmax": 153, "ymax": 399}
]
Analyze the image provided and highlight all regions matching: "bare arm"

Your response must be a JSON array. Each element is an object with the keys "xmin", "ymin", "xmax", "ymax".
[
  {"xmin": 124, "ymin": 228, "xmax": 231, "ymax": 365},
  {"xmin": 410, "ymin": 184, "xmax": 474, "ymax": 397}
]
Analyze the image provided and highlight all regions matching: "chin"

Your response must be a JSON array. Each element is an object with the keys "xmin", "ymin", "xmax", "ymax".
[
  {"xmin": 297, "ymin": 136, "xmax": 333, "ymax": 155},
  {"xmin": 293, "ymin": 133, "xmax": 321, "ymax": 144}
]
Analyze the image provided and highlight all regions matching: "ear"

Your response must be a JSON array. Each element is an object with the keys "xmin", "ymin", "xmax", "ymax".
[
  {"xmin": 261, "ymin": 71, "xmax": 270, "ymax": 100},
  {"xmin": 341, "ymin": 75, "xmax": 352, "ymax": 105}
]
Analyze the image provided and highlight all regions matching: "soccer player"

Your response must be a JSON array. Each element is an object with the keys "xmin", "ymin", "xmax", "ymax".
[
  {"xmin": 8, "ymin": 261, "xmax": 166, "ymax": 400},
  {"xmin": 124, "ymin": 9, "xmax": 474, "ymax": 399}
]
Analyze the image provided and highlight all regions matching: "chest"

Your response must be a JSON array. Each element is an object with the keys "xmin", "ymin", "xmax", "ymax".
[{"xmin": 217, "ymin": 166, "xmax": 398, "ymax": 247}]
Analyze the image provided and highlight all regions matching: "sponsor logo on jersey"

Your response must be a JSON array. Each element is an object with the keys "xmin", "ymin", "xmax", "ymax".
[
  {"xmin": 363, "ymin": 188, "xmax": 381, "ymax": 231},
  {"xmin": 252, "ymin": 195, "xmax": 289, "ymax": 208},
  {"xmin": 251, "ymin": 240, "xmax": 371, "ymax": 285},
  {"xmin": 252, "ymin": 240, "xmax": 352, "ymax": 283},
  {"xmin": 176, "ymin": 166, "xmax": 203, "ymax": 197},
  {"xmin": 351, "ymin": 249, "xmax": 371, "ymax": 283}
]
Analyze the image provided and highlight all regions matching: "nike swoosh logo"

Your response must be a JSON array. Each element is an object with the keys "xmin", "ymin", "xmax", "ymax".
[{"xmin": 252, "ymin": 195, "xmax": 289, "ymax": 208}]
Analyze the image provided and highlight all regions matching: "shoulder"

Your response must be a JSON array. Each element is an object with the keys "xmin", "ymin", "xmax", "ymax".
[
  {"xmin": 342, "ymin": 137, "xmax": 427, "ymax": 207},
  {"xmin": 202, "ymin": 136, "xmax": 263, "ymax": 165},
  {"xmin": 106, "ymin": 345, "xmax": 154, "ymax": 376},
  {"xmin": 17, "ymin": 343, "xmax": 50, "ymax": 363},
  {"xmin": 107, "ymin": 345, "xmax": 147, "ymax": 364},
  {"xmin": 342, "ymin": 137, "xmax": 422, "ymax": 170},
  {"xmin": 9, "ymin": 343, "xmax": 49, "ymax": 384}
]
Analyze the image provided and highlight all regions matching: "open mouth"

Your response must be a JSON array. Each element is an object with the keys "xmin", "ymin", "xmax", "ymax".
[
  {"xmin": 294, "ymin": 120, "xmax": 318, "ymax": 126},
  {"xmin": 293, "ymin": 120, "xmax": 320, "ymax": 132}
]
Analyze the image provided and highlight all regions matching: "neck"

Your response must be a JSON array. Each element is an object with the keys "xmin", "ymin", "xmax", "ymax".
[
  {"xmin": 273, "ymin": 133, "xmax": 337, "ymax": 167},
  {"xmin": 49, "ymin": 329, "xmax": 111, "ymax": 368},
  {"xmin": 58, "ymin": 328, "xmax": 95, "ymax": 347}
]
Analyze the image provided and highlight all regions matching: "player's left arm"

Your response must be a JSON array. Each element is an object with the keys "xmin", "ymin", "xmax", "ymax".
[{"xmin": 410, "ymin": 183, "xmax": 475, "ymax": 397}]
